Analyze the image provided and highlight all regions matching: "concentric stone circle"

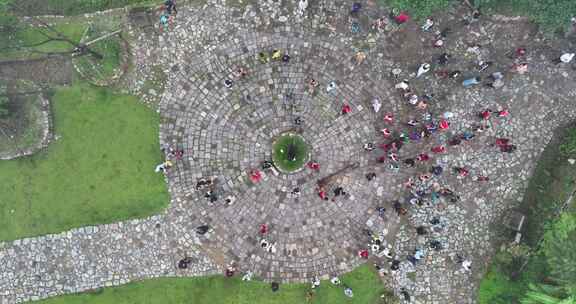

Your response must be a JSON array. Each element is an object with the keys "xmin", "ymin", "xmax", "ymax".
[{"xmin": 160, "ymin": 28, "xmax": 406, "ymax": 282}]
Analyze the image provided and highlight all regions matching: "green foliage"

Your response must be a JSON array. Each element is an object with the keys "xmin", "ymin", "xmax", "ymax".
[
  {"xmin": 38, "ymin": 265, "xmax": 387, "ymax": 304},
  {"xmin": 541, "ymin": 214, "xmax": 576, "ymax": 284},
  {"xmin": 521, "ymin": 283, "xmax": 576, "ymax": 304},
  {"xmin": 478, "ymin": 126, "xmax": 576, "ymax": 304},
  {"xmin": 476, "ymin": 0, "xmax": 576, "ymax": 33},
  {"xmin": 559, "ymin": 128, "xmax": 576, "ymax": 157},
  {"xmin": 6, "ymin": 0, "xmax": 155, "ymax": 16},
  {"xmin": 478, "ymin": 265, "xmax": 527, "ymax": 304},
  {"xmin": 377, "ymin": 0, "xmax": 454, "ymax": 19},
  {"xmin": 0, "ymin": 9, "xmax": 19, "ymax": 51},
  {"xmin": 0, "ymin": 82, "xmax": 169, "ymax": 241},
  {"xmin": 0, "ymin": 82, "xmax": 9, "ymax": 118},
  {"xmin": 379, "ymin": 289, "xmax": 401, "ymax": 304},
  {"xmin": 375, "ymin": 0, "xmax": 576, "ymax": 33}
]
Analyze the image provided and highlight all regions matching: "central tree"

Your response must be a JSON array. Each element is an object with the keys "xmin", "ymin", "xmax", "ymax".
[{"xmin": 286, "ymin": 138, "xmax": 297, "ymax": 162}]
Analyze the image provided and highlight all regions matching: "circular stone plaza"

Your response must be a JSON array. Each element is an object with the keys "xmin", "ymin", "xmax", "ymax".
[{"xmin": 2, "ymin": 0, "xmax": 576, "ymax": 303}]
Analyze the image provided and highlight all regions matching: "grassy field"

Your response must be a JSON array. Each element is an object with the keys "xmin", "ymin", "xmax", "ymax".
[
  {"xmin": 39, "ymin": 265, "xmax": 388, "ymax": 304},
  {"xmin": 0, "ymin": 82, "xmax": 169, "ymax": 241}
]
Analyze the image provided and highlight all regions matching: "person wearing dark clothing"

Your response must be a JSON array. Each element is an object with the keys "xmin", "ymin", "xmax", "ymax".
[
  {"xmin": 351, "ymin": 2, "xmax": 361, "ymax": 14},
  {"xmin": 501, "ymin": 144, "xmax": 517, "ymax": 153},
  {"xmin": 178, "ymin": 257, "xmax": 193, "ymax": 269},
  {"xmin": 430, "ymin": 240, "xmax": 443, "ymax": 251},
  {"xmin": 400, "ymin": 288, "xmax": 411, "ymax": 301},
  {"xmin": 391, "ymin": 259, "xmax": 400, "ymax": 271},
  {"xmin": 404, "ymin": 158, "xmax": 415, "ymax": 167},
  {"xmin": 393, "ymin": 201, "xmax": 405, "ymax": 216},
  {"xmin": 334, "ymin": 187, "xmax": 346, "ymax": 196},
  {"xmin": 262, "ymin": 160, "xmax": 273, "ymax": 169},
  {"xmin": 437, "ymin": 53, "xmax": 450, "ymax": 65},
  {"xmin": 431, "ymin": 166, "xmax": 443, "ymax": 176},
  {"xmin": 164, "ymin": 0, "xmax": 177, "ymax": 15},
  {"xmin": 195, "ymin": 225, "xmax": 210, "ymax": 235},
  {"xmin": 366, "ymin": 172, "xmax": 377, "ymax": 181},
  {"xmin": 448, "ymin": 137, "xmax": 462, "ymax": 146},
  {"xmin": 205, "ymin": 191, "xmax": 218, "ymax": 202},
  {"xmin": 416, "ymin": 226, "xmax": 427, "ymax": 235}
]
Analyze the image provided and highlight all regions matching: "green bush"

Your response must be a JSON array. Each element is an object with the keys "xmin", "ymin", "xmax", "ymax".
[
  {"xmin": 541, "ymin": 214, "xmax": 576, "ymax": 284},
  {"xmin": 0, "ymin": 10, "xmax": 19, "ymax": 51},
  {"xmin": 559, "ymin": 128, "xmax": 576, "ymax": 157},
  {"xmin": 0, "ymin": 83, "xmax": 8, "ymax": 118},
  {"xmin": 7, "ymin": 0, "xmax": 153, "ymax": 16}
]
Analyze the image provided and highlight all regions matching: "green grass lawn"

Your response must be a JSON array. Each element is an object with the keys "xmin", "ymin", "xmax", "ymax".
[
  {"xmin": 272, "ymin": 133, "xmax": 309, "ymax": 173},
  {"xmin": 0, "ymin": 82, "xmax": 169, "ymax": 241},
  {"xmin": 39, "ymin": 264, "xmax": 387, "ymax": 304}
]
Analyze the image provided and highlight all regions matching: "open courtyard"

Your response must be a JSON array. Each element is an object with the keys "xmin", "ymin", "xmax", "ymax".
[{"xmin": 1, "ymin": 0, "xmax": 576, "ymax": 303}]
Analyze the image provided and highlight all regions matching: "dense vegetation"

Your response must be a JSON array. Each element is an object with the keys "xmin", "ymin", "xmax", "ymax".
[
  {"xmin": 379, "ymin": 0, "xmax": 576, "ymax": 33},
  {"xmin": 0, "ymin": 82, "xmax": 8, "ymax": 118},
  {"xmin": 478, "ymin": 126, "xmax": 576, "ymax": 304},
  {"xmin": 5, "ymin": 0, "xmax": 154, "ymax": 16}
]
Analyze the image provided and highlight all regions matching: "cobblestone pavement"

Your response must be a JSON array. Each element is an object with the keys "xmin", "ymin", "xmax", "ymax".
[{"xmin": 2, "ymin": 0, "xmax": 576, "ymax": 303}]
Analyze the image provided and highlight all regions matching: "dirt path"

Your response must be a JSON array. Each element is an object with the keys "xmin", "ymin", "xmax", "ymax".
[{"xmin": 0, "ymin": 56, "xmax": 73, "ymax": 85}]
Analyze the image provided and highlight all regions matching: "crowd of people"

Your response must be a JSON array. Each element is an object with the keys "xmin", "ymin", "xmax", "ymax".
[{"xmin": 162, "ymin": 0, "xmax": 576, "ymax": 301}]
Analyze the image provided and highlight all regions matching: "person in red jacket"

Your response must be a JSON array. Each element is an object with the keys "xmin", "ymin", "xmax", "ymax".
[
  {"xmin": 384, "ymin": 113, "xmax": 394, "ymax": 124},
  {"xmin": 342, "ymin": 104, "xmax": 352, "ymax": 114},
  {"xmin": 431, "ymin": 145, "xmax": 446, "ymax": 153},
  {"xmin": 495, "ymin": 138, "xmax": 510, "ymax": 147},
  {"xmin": 307, "ymin": 161, "xmax": 320, "ymax": 171},
  {"xmin": 259, "ymin": 224, "xmax": 268, "ymax": 235},
  {"xmin": 417, "ymin": 153, "xmax": 430, "ymax": 161},
  {"xmin": 250, "ymin": 170, "xmax": 262, "ymax": 183},
  {"xmin": 479, "ymin": 109, "xmax": 492, "ymax": 120},
  {"xmin": 439, "ymin": 119, "xmax": 449, "ymax": 130},
  {"xmin": 395, "ymin": 12, "xmax": 410, "ymax": 24}
]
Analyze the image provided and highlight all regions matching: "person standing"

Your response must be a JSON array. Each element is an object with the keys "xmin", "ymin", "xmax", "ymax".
[{"xmin": 553, "ymin": 52, "xmax": 575, "ymax": 64}]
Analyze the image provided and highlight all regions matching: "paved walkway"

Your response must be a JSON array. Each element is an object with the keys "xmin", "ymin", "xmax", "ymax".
[{"xmin": 2, "ymin": 0, "xmax": 576, "ymax": 303}]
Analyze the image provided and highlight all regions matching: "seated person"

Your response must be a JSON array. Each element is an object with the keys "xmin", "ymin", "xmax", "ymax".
[
  {"xmin": 258, "ymin": 52, "xmax": 269, "ymax": 63},
  {"xmin": 271, "ymin": 49, "xmax": 282, "ymax": 60}
]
